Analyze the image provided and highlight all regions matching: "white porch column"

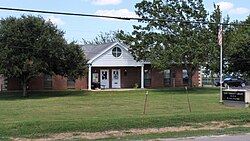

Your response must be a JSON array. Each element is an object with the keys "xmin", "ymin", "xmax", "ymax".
[
  {"xmin": 141, "ymin": 64, "xmax": 144, "ymax": 88},
  {"xmin": 88, "ymin": 64, "xmax": 92, "ymax": 90}
]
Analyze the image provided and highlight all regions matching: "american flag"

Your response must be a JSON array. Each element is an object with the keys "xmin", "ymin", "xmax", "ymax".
[{"xmin": 218, "ymin": 25, "xmax": 222, "ymax": 47}]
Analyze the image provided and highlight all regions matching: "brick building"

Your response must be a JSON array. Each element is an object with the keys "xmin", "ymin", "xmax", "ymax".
[{"xmin": 6, "ymin": 42, "xmax": 201, "ymax": 90}]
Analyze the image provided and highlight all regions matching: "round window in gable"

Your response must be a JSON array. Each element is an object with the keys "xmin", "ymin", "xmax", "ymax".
[{"xmin": 112, "ymin": 47, "xmax": 122, "ymax": 57}]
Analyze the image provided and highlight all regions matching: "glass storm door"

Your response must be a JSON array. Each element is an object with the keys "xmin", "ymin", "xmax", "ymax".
[
  {"xmin": 112, "ymin": 69, "xmax": 121, "ymax": 88},
  {"xmin": 100, "ymin": 70, "xmax": 109, "ymax": 88}
]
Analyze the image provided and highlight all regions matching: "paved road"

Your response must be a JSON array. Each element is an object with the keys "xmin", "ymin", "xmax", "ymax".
[
  {"xmin": 230, "ymin": 85, "xmax": 250, "ymax": 90},
  {"xmin": 159, "ymin": 133, "xmax": 250, "ymax": 141}
]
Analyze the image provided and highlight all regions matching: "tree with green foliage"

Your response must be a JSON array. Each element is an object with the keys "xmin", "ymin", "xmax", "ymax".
[
  {"xmin": 0, "ymin": 15, "xmax": 86, "ymax": 96},
  {"xmin": 118, "ymin": 0, "xmax": 213, "ymax": 88},
  {"xmin": 227, "ymin": 16, "xmax": 250, "ymax": 77},
  {"xmin": 82, "ymin": 31, "xmax": 118, "ymax": 45}
]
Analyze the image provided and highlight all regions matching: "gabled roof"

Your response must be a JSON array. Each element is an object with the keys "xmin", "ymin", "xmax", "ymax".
[
  {"xmin": 81, "ymin": 42, "xmax": 115, "ymax": 60},
  {"xmin": 81, "ymin": 42, "xmax": 129, "ymax": 64}
]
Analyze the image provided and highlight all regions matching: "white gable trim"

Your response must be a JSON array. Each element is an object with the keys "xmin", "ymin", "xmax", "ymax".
[{"xmin": 87, "ymin": 42, "xmax": 129, "ymax": 64}]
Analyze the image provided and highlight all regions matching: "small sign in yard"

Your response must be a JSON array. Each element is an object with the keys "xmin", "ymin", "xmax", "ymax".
[
  {"xmin": 222, "ymin": 91, "xmax": 245, "ymax": 101},
  {"xmin": 222, "ymin": 89, "xmax": 250, "ymax": 107}
]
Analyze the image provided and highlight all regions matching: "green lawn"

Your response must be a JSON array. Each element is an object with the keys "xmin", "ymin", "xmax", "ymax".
[{"xmin": 0, "ymin": 87, "xmax": 250, "ymax": 140}]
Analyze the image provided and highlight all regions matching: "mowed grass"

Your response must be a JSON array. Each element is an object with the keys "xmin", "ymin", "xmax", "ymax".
[{"xmin": 0, "ymin": 87, "xmax": 250, "ymax": 139}]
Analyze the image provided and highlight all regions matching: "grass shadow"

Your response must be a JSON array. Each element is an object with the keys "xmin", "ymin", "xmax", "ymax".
[
  {"xmin": 0, "ymin": 90, "xmax": 90, "ymax": 100},
  {"xmin": 147, "ymin": 87, "xmax": 219, "ymax": 95},
  {"xmin": 0, "ymin": 87, "xmax": 219, "ymax": 100}
]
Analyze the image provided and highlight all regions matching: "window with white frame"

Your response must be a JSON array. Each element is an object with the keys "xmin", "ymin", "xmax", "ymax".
[
  {"xmin": 67, "ymin": 76, "xmax": 75, "ymax": 88},
  {"xmin": 44, "ymin": 74, "xmax": 52, "ymax": 88},
  {"xmin": 144, "ymin": 69, "xmax": 151, "ymax": 86},
  {"xmin": 182, "ymin": 69, "xmax": 188, "ymax": 85},
  {"xmin": 163, "ymin": 69, "xmax": 171, "ymax": 85},
  {"xmin": 92, "ymin": 73, "xmax": 99, "ymax": 83},
  {"xmin": 112, "ymin": 47, "xmax": 122, "ymax": 57}
]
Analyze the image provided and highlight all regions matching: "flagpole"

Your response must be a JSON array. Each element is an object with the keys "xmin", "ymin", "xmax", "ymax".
[
  {"xmin": 219, "ymin": 24, "xmax": 223, "ymax": 103},
  {"xmin": 220, "ymin": 38, "xmax": 223, "ymax": 103}
]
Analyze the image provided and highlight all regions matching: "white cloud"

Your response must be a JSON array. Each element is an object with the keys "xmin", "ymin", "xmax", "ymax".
[
  {"xmin": 215, "ymin": 2, "xmax": 249, "ymax": 15},
  {"xmin": 95, "ymin": 9, "xmax": 138, "ymax": 21},
  {"xmin": 46, "ymin": 16, "xmax": 65, "ymax": 26},
  {"xmin": 229, "ymin": 7, "xmax": 250, "ymax": 15},
  {"xmin": 216, "ymin": 2, "xmax": 234, "ymax": 11},
  {"xmin": 92, "ymin": 0, "xmax": 121, "ymax": 5}
]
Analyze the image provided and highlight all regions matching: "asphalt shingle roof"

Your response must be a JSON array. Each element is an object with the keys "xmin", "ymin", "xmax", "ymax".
[{"xmin": 81, "ymin": 42, "xmax": 116, "ymax": 60}]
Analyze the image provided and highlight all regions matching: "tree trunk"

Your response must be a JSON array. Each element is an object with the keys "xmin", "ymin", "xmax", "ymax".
[
  {"xmin": 21, "ymin": 77, "xmax": 29, "ymax": 97},
  {"xmin": 187, "ymin": 66, "xmax": 196, "ymax": 89},
  {"xmin": 22, "ymin": 81, "xmax": 27, "ymax": 97},
  {"xmin": 187, "ymin": 71, "xmax": 193, "ymax": 89}
]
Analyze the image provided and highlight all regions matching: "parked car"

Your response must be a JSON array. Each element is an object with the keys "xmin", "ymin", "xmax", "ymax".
[{"xmin": 215, "ymin": 77, "xmax": 247, "ymax": 87}]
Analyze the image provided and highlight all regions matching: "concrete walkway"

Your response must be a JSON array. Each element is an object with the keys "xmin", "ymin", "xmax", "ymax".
[{"xmin": 90, "ymin": 88, "xmax": 145, "ymax": 91}]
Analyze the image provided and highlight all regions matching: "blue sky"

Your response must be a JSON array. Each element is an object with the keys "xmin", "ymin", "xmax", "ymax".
[{"xmin": 0, "ymin": 0, "xmax": 249, "ymax": 43}]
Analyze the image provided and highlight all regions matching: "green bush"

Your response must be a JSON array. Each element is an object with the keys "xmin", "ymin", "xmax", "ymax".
[{"xmin": 133, "ymin": 83, "xmax": 139, "ymax": 88}]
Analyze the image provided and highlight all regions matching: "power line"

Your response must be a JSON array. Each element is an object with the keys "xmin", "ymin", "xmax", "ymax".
[
  {"xmin": 0, "ymin": 7, "xmax": 132, "ymax": 20},
  {"xmin": 0, "ymin": 7, "xmax": 250, "ymax": 27}
]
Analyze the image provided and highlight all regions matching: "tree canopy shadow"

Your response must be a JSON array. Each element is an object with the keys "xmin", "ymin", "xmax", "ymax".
[
  {"xmin": 147, "ymin": 87, "xmax": 219, "ymax": 95},
  {"xmin": 0, "ymin": 90, "xmax": 90, "ymax": 100}
]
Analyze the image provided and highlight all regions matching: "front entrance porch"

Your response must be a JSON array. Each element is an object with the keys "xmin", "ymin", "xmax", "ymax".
[
  {"xmin": 99, "ymin": 69, "xmax": 121, "ymax": 89},
  {"xmin": 88, "ymin": 66, "xmax": 144, "ymax": 90}
]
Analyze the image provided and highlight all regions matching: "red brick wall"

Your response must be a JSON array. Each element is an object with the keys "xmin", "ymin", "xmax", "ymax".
[
  {"xmin": 151, "ymin": 69, "xmax": 164, "ymax": 88},
  {"xmin": 144, "ymin": 65, "xmax": 200, "ymax": 88},
  {"xmin": 7, "ymin": 75, "xmax": 88, "ymax": 91},
  {"xmin": 29, "ymin": 75, "xmax": 44, "ymax": 90},
  {"xmin": 7, "ymin": 78, "xmax": 20, "ymax": 90},
  {"xmin": 121, "ymin": 67, "xmax": 141, "ymax": 88},
  {"xmin": 75, "ymin": 77, "xmax": 88, "ymax": 90},
  {"xmin": 174, "ymin": 66, "xmax": 184, "ymax": 87},
  {"xmin": 192, "ymin": 68, "xmax": 200, "ymax": 87},
  {"xmin": 6, "ymin": 65, "xmax": 200, "ymax": 91},
  {"xmin": 52, "ymin": 76, "xmax": 67, "ymax": 90}
]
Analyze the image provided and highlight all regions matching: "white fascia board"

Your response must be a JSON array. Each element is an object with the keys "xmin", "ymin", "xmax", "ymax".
[
  {"xmin": 87, "ymin": 42, "xmax": 149, "ymax": 65},
  {"xmin": 116, "ymin": 42, "xmax": 129, "ymax": 51},
  {"xmin": 88, "ymin": 42, "xmax": 117, "ymax": 64},
  {"xmin": 88, "ymin": 42, "xmax": 131, "ymax": 64}
]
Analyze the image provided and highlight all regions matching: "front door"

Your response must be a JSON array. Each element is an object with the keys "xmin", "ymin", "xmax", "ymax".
[
  {"xmin": 112, "ymin": 69, "xmax": 121, "ymax": 88},
  {"xmin": 100, "ymin": 70, "xmax": 109, "ymax": 88}
]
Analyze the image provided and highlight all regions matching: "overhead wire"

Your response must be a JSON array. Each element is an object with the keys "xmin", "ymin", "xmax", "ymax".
[
  {"xmin": 1, "ymin": 6, "xmax": 249, "ymax": 63},
  {"xmin": 0, "ymin": 7, "xmax": 250, "ymax": 27}
]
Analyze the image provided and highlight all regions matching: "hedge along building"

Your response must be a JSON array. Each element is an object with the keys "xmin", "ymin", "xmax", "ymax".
[{"xmin": 6, "ymin": 42, "xmax": 201, "ymax": 90}]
